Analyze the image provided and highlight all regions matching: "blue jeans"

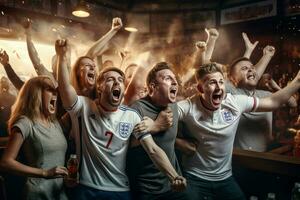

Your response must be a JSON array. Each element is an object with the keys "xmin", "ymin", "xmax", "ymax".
[
  {"xmin": 185, "ymin": 173, "xmax": 246, "ymax": 200},
  {"xmin": 70, "ymin": 184, "xmax": 131, "ymax": 200}
]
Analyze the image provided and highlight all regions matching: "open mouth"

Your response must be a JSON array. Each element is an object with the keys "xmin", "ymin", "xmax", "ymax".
[
  {"xmin": 112, "ymin": 88, "xmax": 121, "ymax": 101},
  {"xmin": 87, "ymin": 72, "xmax": 95, "ymax": 82},
  {"xmin": 170, "ymin": 88, "xmax": 177, "ymax": 95},
  {"xmin": 49, "ymin": 99, "xmax": 56, "ymax": 111},
  {"xmin": 212, "ymin": 93, "xmax": 222, "ymax": 106},
  {"xmin": 247, "ymin": 74, "xmax": 255, "ymax": 80}
]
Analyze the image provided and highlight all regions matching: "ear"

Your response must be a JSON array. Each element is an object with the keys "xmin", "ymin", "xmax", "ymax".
[
  {"xmin": 197, "ymin": 84, "xmax": 203, "ymax": 93},
  {"xmin": 149, "ymin": 82, "xmax": 156, "ymax": 91},
  {"xmin": 96, "ymin": 82, "xmax": 102, "ymax": 94}
]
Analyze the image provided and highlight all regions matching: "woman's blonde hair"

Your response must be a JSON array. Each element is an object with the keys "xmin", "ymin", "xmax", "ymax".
[{"xmin": 8, "ymin": 76, "xmax": 56, "ymax": 132}]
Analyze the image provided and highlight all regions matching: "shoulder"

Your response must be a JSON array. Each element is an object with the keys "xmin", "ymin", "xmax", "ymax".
[
  {"xmin": 13, "ymin": 115, "xmax": 32, "ymax": 127},
  {"xmin": 119, "ymin": 105, "xmax": 142, "ymax": 119}
]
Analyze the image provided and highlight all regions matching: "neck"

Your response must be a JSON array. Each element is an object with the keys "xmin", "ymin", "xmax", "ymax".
[
  {"xmin": 98, "ymin": 99, "xmax": 118, "ymax": 112},
  {"xmin": 200, "ymin": 95, "xmax": 218, "ymax": 111},
  {"xmin": 149, "ymin": 94, "xmax": 168, "ymax": 108}
]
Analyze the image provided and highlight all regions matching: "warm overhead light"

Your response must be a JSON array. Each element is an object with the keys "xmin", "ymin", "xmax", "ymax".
[
  {"xmin": 124, "ymin": 27, "xmax": 138, "ymax": 32},
  {"xmin": 72, "ymin": 0, "xmax": 90, "ymax": 18}
]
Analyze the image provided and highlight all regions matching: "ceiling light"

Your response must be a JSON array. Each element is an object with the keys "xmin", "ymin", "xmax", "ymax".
[
  {"xmin": 124, "ymin": 27, "xmax": 138, "ymax": 32},
  {"xmin": 72, "ymin": 0, "xmax": 90, "ymax": 18}
]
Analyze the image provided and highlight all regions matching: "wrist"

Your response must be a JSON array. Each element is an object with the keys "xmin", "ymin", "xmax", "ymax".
[{"xmin": 42, "ymin": 169, "xmax": 47, "ymax": 178}]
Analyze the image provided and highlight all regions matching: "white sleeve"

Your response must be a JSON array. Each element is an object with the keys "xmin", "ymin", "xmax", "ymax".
[
  {"xmin": 233, "ymin": 94, "xmax": 259, "ymax": 113},
  {"xmin": 66, "ymin": 96, "xmax": 84, "ymax": 117},
  {"xmin": 131, "ymin": 111, "xmax": 151, "ymax": 141},
  {"xmin": 177, "ymin": 99, "xmax": 191, "ymax": 120}
]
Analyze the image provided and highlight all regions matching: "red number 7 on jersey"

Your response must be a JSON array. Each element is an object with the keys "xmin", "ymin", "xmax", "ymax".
[{"xmin": 105, "ymin": 131, "xmax": 114, "ymax": 148}]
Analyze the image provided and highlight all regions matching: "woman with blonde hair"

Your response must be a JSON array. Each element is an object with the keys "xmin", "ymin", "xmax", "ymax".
[{"xmin": 0, "ymin": 76, "xmax": 68, "ymax": 200}]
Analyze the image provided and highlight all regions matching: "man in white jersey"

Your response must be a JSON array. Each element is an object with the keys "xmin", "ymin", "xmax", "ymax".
[
  {"xmin": 55, "ymin": 39, "xmax": 186, "ymax": 200},
  {"xmin": 177, "ymin": 63, "xmax": 300, "ymax": 200}
]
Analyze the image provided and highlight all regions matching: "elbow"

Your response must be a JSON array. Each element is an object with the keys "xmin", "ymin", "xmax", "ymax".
[
  {"xmin": 185, "ymin": 145, "xmax": 197, "ymax": 156},
  {"xmin": 182, "ymin": 144, "xmax": 197, "ymax": 156}
]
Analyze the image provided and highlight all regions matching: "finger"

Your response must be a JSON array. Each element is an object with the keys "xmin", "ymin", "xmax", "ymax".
[
  {"xmin": 254, "ymin": 41, "xmax": 259, "ymax": 46},
  {"xmin": 242, "ymin": 32, "xmax": 248, "ymax": 40},
  {"xmin": 205, "ymin": 28, "xmax": 209, "ymax": 34}
]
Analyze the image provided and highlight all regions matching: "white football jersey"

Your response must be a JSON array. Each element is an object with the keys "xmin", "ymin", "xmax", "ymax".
[
  {"xmin": 177, "ymin": 93, "xmax": 258, "ymax": 181},
  {"xmin": 68, "ymin": 96, "xmax": 143, "ymax": 191}
]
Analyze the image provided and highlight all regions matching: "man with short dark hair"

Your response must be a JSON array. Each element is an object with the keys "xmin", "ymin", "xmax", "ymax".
[{"xmin": 128, "ymin": 62, "xmax": 189, "ymax": 200}]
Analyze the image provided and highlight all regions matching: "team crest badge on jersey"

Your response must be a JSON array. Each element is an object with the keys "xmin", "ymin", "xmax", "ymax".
[
  {"xmin": 119, "ymin": 122, "xmax": 132, "ymax": 138},
  {"xmin": 221, "ymin": 110, "xmax": 234, "ymax": 123}
]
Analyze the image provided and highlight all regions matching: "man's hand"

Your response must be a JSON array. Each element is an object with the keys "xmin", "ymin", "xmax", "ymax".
[
  {"xmin": 205, "ymin": 28, "xmax": 219, "ymax": 39},
  {"xmin": 242, "ymin": 32, "xmax": 258, "ymax": 52},
  {"xmin": 133, "ymin": 116, "xmax": 155, "ymax": 135},
  {"xmin": 133, "ymin": 107, "xmax": 173, "ymax": 135},
  {"xmin": 195, "ymin": 41, "xmax": 207, "ymax": 51},
  {"xmin": 171, "ymin": 176, "xmax": 187, "ymax": 192},
  {"xmin": 0, "ymin": 49, "xmax": 9, "ymax": 66},
  {"xmin": 112, "ymin": 17, "xmax": 122, "ymax": 31},
  {"xmin": 152, "ymin": 107, "xmax": 173, "ymax": 133},
  {"xmin": 263, "ymin": 45, "xmax": 276, "ymax": 57},
  {"xmin": 55, "ymin": 39, "xmax": 68, "ymax": 56}
]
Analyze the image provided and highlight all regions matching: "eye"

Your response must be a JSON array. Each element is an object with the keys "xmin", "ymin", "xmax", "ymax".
[
  {"xmin": 106, "ymin": 77, "xmax": 114, "ymax": 82},
  {"xmin": 241, "ymin": 66, "xmax": 248, "ymax": 70},
  {"xmin": 118, "ymin": 77, "xmax": 124, "ymax": 83}
]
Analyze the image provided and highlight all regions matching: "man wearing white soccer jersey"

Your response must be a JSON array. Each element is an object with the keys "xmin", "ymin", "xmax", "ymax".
[
  {"xmin": 177, "ymin": 63, "xmax": 300, "ymax": 200},
  {"xmin": 56, "ymin": 39, "xmax": 186, "ymax": 200}
]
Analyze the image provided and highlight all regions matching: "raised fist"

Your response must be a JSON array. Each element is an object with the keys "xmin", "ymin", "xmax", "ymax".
[
  {"xmin": 195, "ymin": 41, "xmax": 207, "ymax": 51},
  {"xmin": 55, "ymin": 39, "xmax": 68, "ymax": 56},
  {"xmin": 0, "ymin": 49, "xmax": 9, "ymax": 66},
  {"xmin": 21, "ymin": 18, "xmax": 32, "ymax": 29},
  {"xmin": 112, "ymin": 17, "xmax": 123, "ymax": 31},
  {"xmin": 263, "ymin": 45, "xmax": 275, "ymax": 57},
  {"xmin": 205, "ymin": 28, "xmax": 219, "ymax": 39}
]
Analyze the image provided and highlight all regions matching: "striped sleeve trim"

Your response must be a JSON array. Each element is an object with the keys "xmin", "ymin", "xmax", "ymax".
[
  {"xmin": 119, "ymin": 105, "xmax": 143, "ymax": 119},
  {"xmin": 137, "ymin": 133, "xmax": 151, "ymax": 141},
  {"xmin": 251, "ymin": 97, "xmax": 259, "ymax": 112}
]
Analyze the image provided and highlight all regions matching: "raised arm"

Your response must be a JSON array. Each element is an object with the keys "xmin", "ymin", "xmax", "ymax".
[
  {"xmin": 193, "ymin": 41, "xmax": 207, "ymax": 67},
  {"xmin": 124, "ymin": 65, "xmax": 148, "ymax": 105},
  {"xmin": 0, "ymin": 128, "xmax": 68, "ymax": 178},
  {"xmin": 56, "ymin": 39, "xmax": 77, "ymax": 108},
  {"xmin": 119, "ymin": 50, "xmax": 130, "ymax": 70},
  {"xmin": 138, "ymin": 135, "xmax": 186, "ymax": 191},
  {"xmin": 205, "ymin": 28, "xmax": 219, "ymax": 62},
  {"xmin": 22, "ymin": 19, "xmax": 54, "ymax": 80},
  {"xmin": 260, "ymin": 74, "xmax": 298, "ymax": 107},
  {"xmin": 257, "ymin": 70, "xmax": 300, "ymax": 112},
  {"xmin": 242, "ymin": 32, "xmax": 259, "ymax": 59},
  {"xmin": 85, "ymin": 17, "xmax": 122, "ymax": 59},
  {"xmin": 254, "ymin": 45, "xmax": 275, "ymax": 82},
  {"xmin": 0, "ymin": 50, "xmax": 24, "ymax": 90}
]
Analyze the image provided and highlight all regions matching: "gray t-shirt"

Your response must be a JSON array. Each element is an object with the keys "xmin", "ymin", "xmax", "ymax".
[
  {"xmin": 128, "ymin": 96, "xmax": 182, "ymax": 194},
  {"xmin": 226, "ymin": 81, "xmax": 273, "ymax": 152},
  {"xmin": 13, "ymin": 116, "xmax": 68, "ymax": 200}
]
